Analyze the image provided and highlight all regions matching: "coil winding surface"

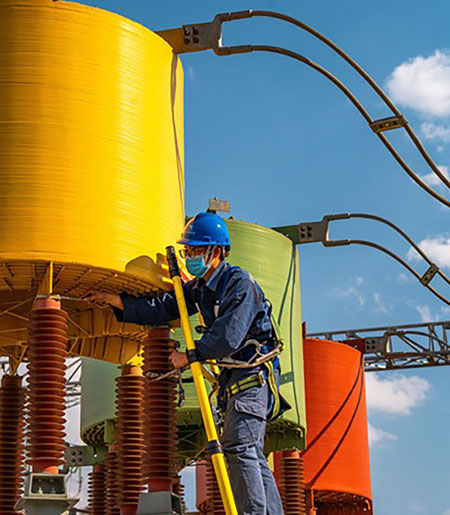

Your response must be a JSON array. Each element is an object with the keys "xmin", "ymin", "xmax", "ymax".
[
  {"xmin": 302, "ymin": 338, "xmax": 372, "ymax": 503},
  {"xmin": 0, "ymin": 0, "xmax": 184, "ymax": 283},
  {"xmin": 0, "ymin": 0, "xmax": 184, "ymax": 359}
]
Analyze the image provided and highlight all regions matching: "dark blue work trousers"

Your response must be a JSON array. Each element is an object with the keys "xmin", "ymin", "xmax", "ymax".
[{"xmin": 221, "ymin": 381, "xmax": 284, "ymax": 515}]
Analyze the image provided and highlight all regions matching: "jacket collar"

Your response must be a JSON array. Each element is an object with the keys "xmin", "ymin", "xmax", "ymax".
[{"xmin": 204, "ymin": 260, "xmax": 228, "ymax": 292}]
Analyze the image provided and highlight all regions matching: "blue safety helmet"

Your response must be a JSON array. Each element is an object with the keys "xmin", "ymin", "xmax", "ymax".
[{"xmin": 177, "ymin": 212, "xmax": 231, "ymax": 246}]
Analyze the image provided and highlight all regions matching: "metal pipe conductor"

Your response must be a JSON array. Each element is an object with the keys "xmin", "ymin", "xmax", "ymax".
[{"xmin": 165, "ymin": 246, "xmax": 237, "ymax": 515}]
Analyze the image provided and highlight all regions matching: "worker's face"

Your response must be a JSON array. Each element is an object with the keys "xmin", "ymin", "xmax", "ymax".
[
  {"xmin": 183, "ymin": 245, "xmax": 209, "ymax": 258},
  {"xmin": 181, "ymin": 245, "xmax": 220, "ymax": 264}
]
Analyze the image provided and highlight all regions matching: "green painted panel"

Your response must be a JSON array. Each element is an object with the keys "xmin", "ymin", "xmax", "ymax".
[
  {"xmin": 80, "ymin": 219, "xmax": 306, "ymax": 454},
  {"xmin": 175, "ymin": 220, "xmax": 306, "ymax": 452},
  {"xmin": 80, "ymin": 357, "xmax": 119, "ymax": 444}
]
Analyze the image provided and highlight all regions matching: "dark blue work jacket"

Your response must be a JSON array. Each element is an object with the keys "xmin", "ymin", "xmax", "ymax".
[{"xmin": 113, "ymin": 260, "xmax": 277, "ymax": 396}]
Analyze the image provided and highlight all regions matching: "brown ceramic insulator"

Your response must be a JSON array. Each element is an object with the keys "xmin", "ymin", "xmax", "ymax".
[
  {"xmin": 105, "ymin": 447, "xmax": 120, "ymax": 515},
  {"xmin": 143, "ymin": 328, "xmax": 178, "ymax": 492},
  {"xmin": 173, "ymin": 477, "xmax": 185, "ymax": 513},
  {"xmin": 88, "ymin": 464, "xmax": 106, "ymax": 515},
  {"xmin": 281, "ymin": 450, "xmax": 306, "ymax": 515},
  {"xmin": 0, "ymin": 375, "xmax": 26, "ymax": 514},
  {"xmin": 115, "ymin": 365, "xmax": 145, "ymax": 511},
  {"xmin": 206, "ymin": 457, "xmax": 224, "ymax": 515},
  {"xmin": 27, "ymin": 300, "xmax": 68, "ymax": 473}
]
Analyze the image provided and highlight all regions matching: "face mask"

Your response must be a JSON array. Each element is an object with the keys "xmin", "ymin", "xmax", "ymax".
[{"xmin": 186, "ymin": 255, "xmax": 209, "ymax": 277}]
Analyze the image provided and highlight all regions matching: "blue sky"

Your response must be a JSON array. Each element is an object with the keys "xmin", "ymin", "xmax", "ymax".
[{"xmin": 70, "ymin": 1, "xmax": 450, "ymax": 513}]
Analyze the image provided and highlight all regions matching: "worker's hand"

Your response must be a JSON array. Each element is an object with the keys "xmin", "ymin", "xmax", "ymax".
[
  {"xmin": 82, "ymin": 291, "xmax": 123, "ymax": 310},
  {"xmin": 169, "ymin": 350, "xmax": 188, "ymax": 369}
]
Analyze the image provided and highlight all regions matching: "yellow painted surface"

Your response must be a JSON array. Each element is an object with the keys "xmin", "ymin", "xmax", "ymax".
[
  {"xmin": 0, "ymin": 0, "xmax": 184, "ymax": 287},
  {"xmin": 0, "ymin": 0, "xmax": 185, "ymax": 360}
]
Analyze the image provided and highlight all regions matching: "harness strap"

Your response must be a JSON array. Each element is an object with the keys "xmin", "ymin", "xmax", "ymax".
[
  {"xmin": 222, "ymin": 363, "xmax": 281, "ymax": 422},
  {"xmin": 263, "ymin": 360, "xmax": 281, "ymax": 421},
  {"xmin": 224, "ymin": 370, "xmax": 266, "ymax": 399}
]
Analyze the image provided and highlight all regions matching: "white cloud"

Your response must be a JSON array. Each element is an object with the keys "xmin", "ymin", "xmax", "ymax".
[
  {"xmin": 421, "ymin": 121, "xmax": 450, "ymax": 142},
  {"xmin": 365, "ymin": 373, "xmax": 431, "ymax": 415},
  {"xmin": 397, "ymin": 272, "xmax": 412, "ymax": 283},
  {"xmin": 415, "ymin": 304, "xmax": 450, "ymax": 322},
  {"xmin": 373, "ymin": 292, "xmax": 389, "ymax": 314},
  {"xmin": 442, "ymin": 509, "xmax": 450, "ymax": 515},
  {"xmin": 328, "ymin": 277, "xmax": 365, "ymax": 307},
  {"xmin": 386, "ymin": 50, "xmax": 450, "ymax": 117},
  {"xmin": 409, "ymin": 500, "xmax": 425, "ymax": 513},
  {"xmin": 407, "ymin": 236, "xmax": 450, "ymax": 269},
  {"xmin": 187, "ymin": 65, "xmax": 195, "ymax": 79},
  {"xmin": 416, "ymin": 304, "xmax": 436, "ymax": 323},
  {"xmin": 418, "ymin": 162, "xmax": 450, "ymax": 188},
  {"xmin": 368, "ymin": 422, "xmax": 398, "ymax": 447}
]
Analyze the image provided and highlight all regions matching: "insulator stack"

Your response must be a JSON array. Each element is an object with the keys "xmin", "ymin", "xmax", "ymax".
[
  {"xmin": 143, "ymin": 328, "xmax": 178, "ymax": 492},
  {"xmin": 0, "ymin": 375, "xmax": 25, "ymax": 514},
  {"xmin": 173, "ymin": 477, "xmax": 185, "ymax": 513},
  {"xmin": 27, "ymin": 298, "xmax": 68, "ymax": 473},
  {"xmin": 106, "ymin": 446, "xmax": 120, "ymax": 515},
  {"xmin": 88, "ymin": 464, "xmax": 107, "ymax": 515},
  {"xmin": 280, "ymin": 450, "xmax": 306, "ymax": 515},
  {"xmin": 206, "ymin": 457, "xmax": 225, "ymax": 515},
  {"xmin": 115, "ymin": 364, "xmax": 145, "ymax": 514}
]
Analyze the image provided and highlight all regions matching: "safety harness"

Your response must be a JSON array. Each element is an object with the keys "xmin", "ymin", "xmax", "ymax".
[{"xmin": 197, "ymin": 265, "xmax": 288, "ymax": 422}]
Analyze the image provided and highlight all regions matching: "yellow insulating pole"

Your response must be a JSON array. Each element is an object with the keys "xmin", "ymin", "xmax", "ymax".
[
  {"xmin": 166, "ymin": 246, "xmax": 237, "ymax": 515},
  {"xmin": 198, "ymin": 312, "xmax": 221, "ymax": 381}
]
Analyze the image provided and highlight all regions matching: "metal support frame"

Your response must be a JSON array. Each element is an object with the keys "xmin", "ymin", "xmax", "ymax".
[
  {"xmin": 309, "ymin": 320, "xmax": 450, "ymax": 371},
  {"xmin": 16, "ymin": 473, "xmax": 78, "ymax": 515},
  {"xmin": 272, "ymin": 213, "xmax": 450, "ymax": 305},
  {"xmin": 156, "ymin": 9, "xmax": 450, "ymax": 207}
]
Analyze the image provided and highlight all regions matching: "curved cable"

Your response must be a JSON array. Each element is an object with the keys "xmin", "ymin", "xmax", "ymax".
[
  {"xmin": 328, "ymin": 238, "xmax": 449, "ymax": 305},
  {"xmin": 327, "ymin": 213, "xmax": 450, "ymax": 286},
  {"xmin": 217, "ymin": 43, "xmax": 449, "ymax": 207},
  {"xmin": 239, "ymin": 10, "xmax": 450, "ymax": 190}
]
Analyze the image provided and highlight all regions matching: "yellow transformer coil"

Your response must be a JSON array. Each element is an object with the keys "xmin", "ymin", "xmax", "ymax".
[{"xmin": 0, "ymin": 0, "xmax": 184, "ymax": 362}]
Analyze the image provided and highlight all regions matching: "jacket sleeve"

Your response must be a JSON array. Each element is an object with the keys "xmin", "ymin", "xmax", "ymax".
[
  {"xmin": 113, "ymin": 281, "xmax": 198, "ymax": 326},
  {"xmin": 195, "ymin": 274, "xmax": 260, "ymax": 360}
]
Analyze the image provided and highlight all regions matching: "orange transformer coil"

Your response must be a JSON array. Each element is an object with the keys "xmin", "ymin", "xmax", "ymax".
[{"xmin": 302, "ymin": 338, "xmax": 372, "ymax": 511}]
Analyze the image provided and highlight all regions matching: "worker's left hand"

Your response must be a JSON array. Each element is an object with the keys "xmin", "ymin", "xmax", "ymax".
[{"xmin": 169, "ymin": 350, "xmax": 188, "ymax": 369}]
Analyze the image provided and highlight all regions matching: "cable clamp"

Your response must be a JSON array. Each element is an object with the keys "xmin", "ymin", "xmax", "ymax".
[
  {"xmin": 370, "ymin": 115, "xmax": 408, "ymax": 133},
  {"xmin": 420, "ymin": 263, "xmax": 439, "ymax": 286}
]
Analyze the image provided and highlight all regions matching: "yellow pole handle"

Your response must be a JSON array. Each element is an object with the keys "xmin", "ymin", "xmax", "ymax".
[{"xmin": 166, "ymin": 247, "xmax": 237, "ymax": 515}]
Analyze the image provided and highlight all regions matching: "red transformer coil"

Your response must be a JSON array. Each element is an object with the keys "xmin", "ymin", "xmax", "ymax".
[{"xmin": 302, "ymin": 338, "xmax": 372, "ymax": 512}]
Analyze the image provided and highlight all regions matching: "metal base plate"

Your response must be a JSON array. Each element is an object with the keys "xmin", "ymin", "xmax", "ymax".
[{"xmin": 137, "ymin": 491, "xmax": 182, "ymax": 515}]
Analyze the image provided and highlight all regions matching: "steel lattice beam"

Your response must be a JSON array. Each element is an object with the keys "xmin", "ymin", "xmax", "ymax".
[{"xmin": 309, "ymin": 320, "xmax": 450, "ymax": 371}]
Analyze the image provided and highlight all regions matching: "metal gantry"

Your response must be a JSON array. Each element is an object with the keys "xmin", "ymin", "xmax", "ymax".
[{"xmin": 309, "ymin": 320, "xmax": 450, "ymax": 371}]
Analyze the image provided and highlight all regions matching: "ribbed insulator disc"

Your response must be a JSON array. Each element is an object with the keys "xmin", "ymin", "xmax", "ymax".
[
  {"xmin": 88, "ymin": 464, "xmax": 106, "ymax": 515},
  {"xmin": 206, "ymin": 458, "xmax": 224, "ymax": 515},
  {"xmin": 27, "ymin": 307, "xmax": 68, "ymax": 470},
  {"xmin": 116, "ymin": 369, "xmax": 145, "ymax": 506},
  {"xmin": 281, "ymin": 451, "xmax": 306, "ymax": 515},
  {"xmin": 106, "ymin": 449, "xmax": 120, "ymax": 515},
  {"xmin": 173, "ymin": 477, "xmax": 186, "ymax": 513},
  {"xmin": 0, "ymin": 375, "xmax": 25, "ymax": 514},
  {"xmin": 143, "ymin": 328, "xmax": 178, "ymax": 492}
]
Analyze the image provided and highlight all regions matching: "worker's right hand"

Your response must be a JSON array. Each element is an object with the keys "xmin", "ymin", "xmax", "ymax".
[{"xmin": 82, "ymin": 291, "xmax": 123, "ymax": 310}]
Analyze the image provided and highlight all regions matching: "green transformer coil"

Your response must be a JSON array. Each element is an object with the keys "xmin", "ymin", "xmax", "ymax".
[{"xmin": 80, "ymin": 219, "xmax": 306, "ymax": 459}]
